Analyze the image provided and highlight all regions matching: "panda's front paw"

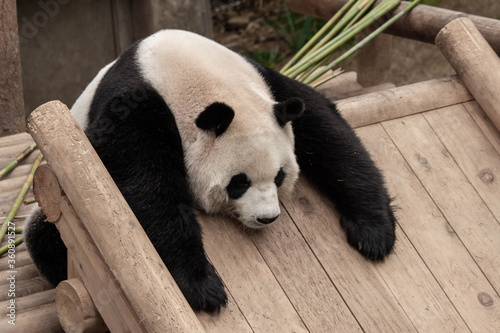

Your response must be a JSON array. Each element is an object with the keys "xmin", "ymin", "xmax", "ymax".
[
  {"xmin": 179, "ymin": 262, "xmax": 228, "ymax": 313},
  {"xmin": 340, "ymin": 208, "xmax": 396, "ymax": 261}
]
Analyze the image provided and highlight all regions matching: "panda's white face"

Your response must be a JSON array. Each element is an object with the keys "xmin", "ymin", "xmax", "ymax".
[
  {"xmin": 134, "ymin": 30, "xmax": 304, "ymax": 228},
  {"xmin": 186, "ymin": 116, "xmax": 300, "ymax": 228}
]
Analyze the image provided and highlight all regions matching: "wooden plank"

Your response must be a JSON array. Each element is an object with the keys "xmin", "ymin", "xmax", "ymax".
[
  {"xmin": 357, "ymin": 124, "xmax": 472, "ymax": 332},
  {"xmin": 0, "ymin": 250, "xmax": 32, "ymax": 270},
  {"xmin": 382, "ymin": 114, "xmax": 500, "ymax": 332},
  {"xmin": 0, "ymin": 277, "xmax": 52, "ymax": 302},
  {"xmin": 464, "ymin": 101, "xmax": 500, "ymax": 155},
  {"xmin": 0, "ymin": 289, "xmax": 55, "ymax": 316},
  {"xmin": 282, "ymin": 180, "xmax": 416, "ymax": 332},
  {"xmin": 0, "ymin": 302, "xmax": 61, "ymax": 333},
  {"xmin": 0, "ymin": 264, "xmax": 38, "ymax": 285},
  {"xmin": 251, "ymin": 204, "xmax": 362, "ymax": 332},
  {"xmin": 424, "ymin": 106, "xmax": 500, "ymax": 224},
  {"xmin": 336, "ymin": 76, "xmax": 473, "ymax": 129},
  {"xmin": 199, "ymin": 214, "xmax": 308, "ymax": 333},
  {"xmin": 0, "ymin": 133, "xmax": 32, "ymax": 147},
  {"xmin": 197, "ymin": 293, "xmax": 252, "ymax": 333},
  {"xmin": 0, "ymin": 142, "xmax": 34, "ymax": 159}
]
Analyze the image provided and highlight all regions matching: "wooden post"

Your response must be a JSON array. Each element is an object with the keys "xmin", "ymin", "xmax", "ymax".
[
  {"xmin": 28, "ymin": 101, "xmax": 206, "ymax": 333},
  {"xmin": 0, "ymin": 0, "xmax": 25, "ymax": 136},
  {"xmin": 285, "ymin": 0, "xmax": 500, "ymax": 54},
  {"xmin": 436, "ymin": 18, "xmax": 500, "ymax": 132},
  {"xmin": 56, "ymin": 278, "xmax": 108, "ymax": 333}
]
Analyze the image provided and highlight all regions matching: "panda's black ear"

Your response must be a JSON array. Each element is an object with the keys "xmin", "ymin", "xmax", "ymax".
[
  {"xmin": 274, "ymin": 97, "xmax": 305, "ymax": 127},
  {"xmin": 196, "ymin": 102, "xmax": 235, "ymax": 137}
]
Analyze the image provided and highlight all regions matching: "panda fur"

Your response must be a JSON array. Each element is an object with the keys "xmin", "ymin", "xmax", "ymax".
[{"xmin": 24, "ymin": 29, "xmax": 396, "ymax": 313}]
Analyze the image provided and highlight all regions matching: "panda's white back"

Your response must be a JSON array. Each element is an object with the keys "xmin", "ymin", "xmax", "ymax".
[{"xmin": 136, "ymin": 30, "xmax": 277, "ymax": 148}]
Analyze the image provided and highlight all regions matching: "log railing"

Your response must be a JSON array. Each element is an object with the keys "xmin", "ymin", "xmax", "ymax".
[
  {"xmin": 286, "ymin": 0, "xmax": 500, "ymax": 54},
  {"xmin": 28, "ymin": 101, "xmax": 206, "ymax": 332}
]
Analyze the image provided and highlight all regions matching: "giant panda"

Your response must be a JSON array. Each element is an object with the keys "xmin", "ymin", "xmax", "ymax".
[{"xmin": 24, "ymin": 29, "xmax": 396, "ymax": 313}]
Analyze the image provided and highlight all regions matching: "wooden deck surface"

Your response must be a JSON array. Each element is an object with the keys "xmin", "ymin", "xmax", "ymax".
[{"xmin": 0, "ymin": 82, "xmax": 499, "ymax": 332}]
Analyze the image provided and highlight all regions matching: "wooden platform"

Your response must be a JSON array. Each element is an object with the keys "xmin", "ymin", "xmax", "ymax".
[{"xmin": 1, "ymin": 76, "xmax": 499, "ymax": 332}]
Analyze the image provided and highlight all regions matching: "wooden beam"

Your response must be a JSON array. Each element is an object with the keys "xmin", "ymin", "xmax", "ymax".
[
  {"xmin": 336, "ymin": 75, "xmax": 473, "ymax": 128},
  {"xmin": 27, "ymin": 101, "xmax": 206, "ymax": 332},
  {"xmin": 286, "ymin": 0, "xmax": 500, "ymax": 54},
  {"xmin": 0, "ymin": 0, "xmax": 25, "ymax": 136},
  {"xmin": 436, "ymin": 18, "xmax": 500, "ymax": 132}
]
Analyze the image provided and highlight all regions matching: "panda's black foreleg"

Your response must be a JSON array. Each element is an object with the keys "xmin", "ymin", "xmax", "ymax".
[
  {"xmin": 85, "ymin": 104, "xmax": 227, "ymax": 313},
  {"xmin": 292, "ymin": 103, "xmax": 396, "ymax": 261},
  {"xmin": 130, "ymin": 198, "xmax": 228, "ymax": 313}
]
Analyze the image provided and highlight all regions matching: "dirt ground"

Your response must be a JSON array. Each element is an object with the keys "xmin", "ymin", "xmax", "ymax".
[{"xmin": 212, "ymin": 0, "xmax": 500, "ymax": 87}]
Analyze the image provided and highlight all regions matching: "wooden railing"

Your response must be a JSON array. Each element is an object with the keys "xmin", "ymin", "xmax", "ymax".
[{"xmin": 28, "ymin": 101, "xmax": 206, "ymax": 332}]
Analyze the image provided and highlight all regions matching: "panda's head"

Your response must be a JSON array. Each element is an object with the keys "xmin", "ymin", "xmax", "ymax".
[{"xmin": 186, "ymin": 97, "xmax": 305, "ymax": 229}]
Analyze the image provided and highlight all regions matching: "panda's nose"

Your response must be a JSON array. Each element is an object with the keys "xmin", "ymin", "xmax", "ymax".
[{"xmin": 257, "ymin": 215, "xmax": 279, "ymax": 224}]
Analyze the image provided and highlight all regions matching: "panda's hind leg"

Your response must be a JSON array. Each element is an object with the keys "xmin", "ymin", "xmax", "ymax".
[{"xmin": 24, "ymin": 206, "xmax": 68, "ymax": 286}]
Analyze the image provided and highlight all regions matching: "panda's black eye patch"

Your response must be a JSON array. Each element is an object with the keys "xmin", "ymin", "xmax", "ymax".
[
  {"xmin": 275, "ymin": 168, "xmax": 285, "ymax": 187},
  {"xmin": 227, "ymin": 173, "xmax": 251, "ymax": 199}
]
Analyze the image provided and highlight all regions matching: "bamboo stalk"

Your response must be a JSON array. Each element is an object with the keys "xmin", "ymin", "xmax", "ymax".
[
  {"xmin": 0, "ymin": 215, "xmax": 28, "ymax": 220},
  {"xmin": 306, "ymin": 0, "xmax": 422, "ymax": 86},
  {"xmin": 0, "ymin": 142, "xmax": 37, "ymax": 179},
  {"xmin": 343, "ymin": 0, "xmax": 377, "ymax": 32},
  {"xmin": 308, "ymin": 0, "xmax": 370, "ymax": 54},
  {"xmin": 280, "ymin": 0, "xmax": 358, "ymax": 73},
  {"xmin": 283, "ymin": 0, "xmax": 401, "ymax": 79},
  {"xmin": 0, "ymin": 236, "xmax": 23, "ymax": 256},
  {"xmin": 23, "ymin": 198, "xmax": 36, "ymax": 205},
  {"xmin": 0, "ymin": 153, "xmax": 43, "ymax": 242}
]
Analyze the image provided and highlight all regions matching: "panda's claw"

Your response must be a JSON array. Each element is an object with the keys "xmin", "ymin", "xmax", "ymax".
[
  {"xmin": 178, "ymin": 262, "xmax": 228, "ymax": 313},
  {"xmin": 340, "ymin": 209, "xmax": 396, "ymax": 261}
]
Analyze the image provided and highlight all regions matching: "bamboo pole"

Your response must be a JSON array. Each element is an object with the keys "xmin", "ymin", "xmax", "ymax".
[
  {"xmin": 27, "ymin": 101, "xmax": 205, "ymax": 333},
  {"xmin": 286, "ymin": 0, "xmax": 500, "ymax": 54},
  {"xmin": 0, "ymin": 153, "xmax": 43, "ymax": 242},
  {"xmin": 0, "ymin": 143, "xmax": 37, "ymax": 179},
  {"xmin": 436, "ymin": 18, "xmax": 500, "ymax": 132}
]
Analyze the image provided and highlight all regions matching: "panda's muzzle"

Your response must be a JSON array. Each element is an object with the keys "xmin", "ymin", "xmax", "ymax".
[{"xmin": 257, "ymin": 215, "xmax": 279, "ymax": 224}]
